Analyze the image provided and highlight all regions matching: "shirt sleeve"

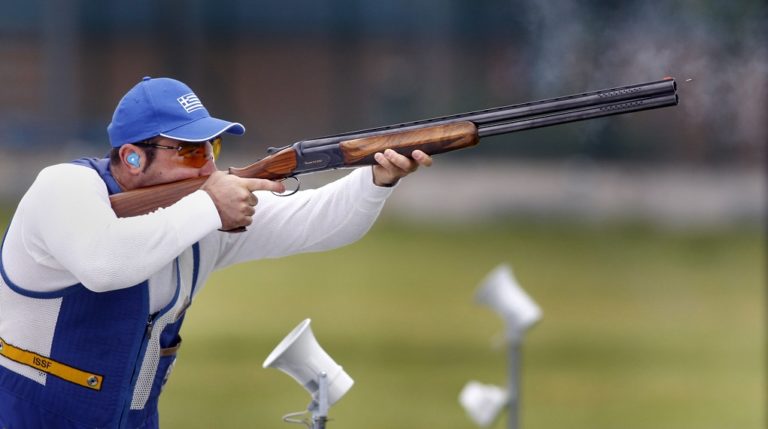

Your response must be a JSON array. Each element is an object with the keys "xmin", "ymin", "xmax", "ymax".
[
  {"xmin": 211, "ymin": 167, "xmax": 394, "ymax": 269},
  {"xmin": 12, "ymin": 164, "xmax": 222, "ymax": 292}
]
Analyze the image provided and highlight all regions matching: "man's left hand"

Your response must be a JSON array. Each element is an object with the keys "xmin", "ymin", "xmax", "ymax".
[{"xmin": 372, "ymin": 149, "xmax": 433, "ymax": 187}]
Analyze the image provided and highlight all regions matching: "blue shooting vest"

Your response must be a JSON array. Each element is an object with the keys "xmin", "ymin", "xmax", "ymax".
[{"xmin": 0, "ymin": 158, "xmax": 200, "ymax": 428}]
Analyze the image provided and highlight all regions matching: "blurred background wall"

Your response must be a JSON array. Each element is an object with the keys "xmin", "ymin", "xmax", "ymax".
[{"xmin": 0, "ymin": 0, "xmax": 765, "ymax": 226}]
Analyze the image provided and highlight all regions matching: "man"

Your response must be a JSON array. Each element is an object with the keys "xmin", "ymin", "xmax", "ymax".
[{"xmin": 0, "ymin": 76, "xmax": 431, "ymax": 428}]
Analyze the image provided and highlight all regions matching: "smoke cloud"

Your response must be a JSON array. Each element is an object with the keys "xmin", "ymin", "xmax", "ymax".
[{"xmin": 518, "ymin": 0, "xmax": 767, "ymax": 154}]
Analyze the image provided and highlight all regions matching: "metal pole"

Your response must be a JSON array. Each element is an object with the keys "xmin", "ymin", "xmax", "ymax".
[
  {"xmin": 312, "ymin": 372, "xmax": 329, "ymax": 429},
  {"xmin": 507, "ymin": 339, "xmax": 521, "ymax": 429}
]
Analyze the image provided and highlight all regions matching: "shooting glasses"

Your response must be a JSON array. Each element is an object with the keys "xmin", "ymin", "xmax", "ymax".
[{"xmin": 138, "ymin": 136, "xmax": 222, "ymax": 168}]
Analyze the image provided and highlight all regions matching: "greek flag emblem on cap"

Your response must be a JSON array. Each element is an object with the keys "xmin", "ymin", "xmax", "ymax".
[{"xmin": 177, "ymin": 93, "xmax": 204, "ymax": 113}]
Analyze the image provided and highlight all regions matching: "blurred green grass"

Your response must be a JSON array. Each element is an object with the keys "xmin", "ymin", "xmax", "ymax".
[{"xmin": 0, "ymin": 209, "xmax": 763, "ymax": 428}]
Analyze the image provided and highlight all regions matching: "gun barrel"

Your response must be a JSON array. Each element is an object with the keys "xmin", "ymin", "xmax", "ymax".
[
  {"xmin": 428, "ymin": 78, "xmax": 676, "ymax": 129},
  {"xmin": 477, "ymin": 93, "xmax": 679, "ymax": 137}
]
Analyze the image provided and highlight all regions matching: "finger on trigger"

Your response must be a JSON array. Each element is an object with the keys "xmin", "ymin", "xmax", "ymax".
[{"xmin": 244, "ymin": 178, "xmax": 285, "ymax": 194}]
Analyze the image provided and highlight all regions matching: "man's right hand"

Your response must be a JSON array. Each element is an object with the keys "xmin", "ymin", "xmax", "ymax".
[{"xmin": 201, "ymin": 171, "xmax": 285, "ymax": 231}]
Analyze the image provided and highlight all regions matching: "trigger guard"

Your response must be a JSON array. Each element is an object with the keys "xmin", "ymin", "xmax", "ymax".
[{"xmin": 273, "ymin": 176, "xmax": 300, "ymax": 197}]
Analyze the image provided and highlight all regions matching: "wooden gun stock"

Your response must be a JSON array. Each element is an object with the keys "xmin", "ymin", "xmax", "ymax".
[{"xmin": 110, "ymin": 176, "xmax": 208, "ymax": 218}]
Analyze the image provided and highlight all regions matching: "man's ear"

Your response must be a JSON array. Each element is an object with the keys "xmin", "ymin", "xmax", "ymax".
[{"xmin": 119, "ymin": 145, "xmax": 142, "ymax": 171}]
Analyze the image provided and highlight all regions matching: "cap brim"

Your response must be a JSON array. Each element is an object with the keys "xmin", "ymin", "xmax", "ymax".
[{"xmin": 160, "ymin": 116, "xmax": 245, "ymax": 142}]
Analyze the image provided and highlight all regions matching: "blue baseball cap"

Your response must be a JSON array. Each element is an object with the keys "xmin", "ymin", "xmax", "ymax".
[{"xmin": 107, "ymin": 76, "xmax": 245, "ymax": 147}]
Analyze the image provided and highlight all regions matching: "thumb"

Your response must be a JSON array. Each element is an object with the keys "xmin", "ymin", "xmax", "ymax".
[{"xmin": 242, "ymin": 177, "xmax": 286, "ymax": 194}]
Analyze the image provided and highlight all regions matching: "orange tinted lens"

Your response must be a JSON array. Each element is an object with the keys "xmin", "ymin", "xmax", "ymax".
[
  {"xmin": 176, "ymin": 142, "xmax": 211, "ymax": 168},
  {"xmin": 176, "ymin": 142, "xmax": 207, "ymax": 158}
]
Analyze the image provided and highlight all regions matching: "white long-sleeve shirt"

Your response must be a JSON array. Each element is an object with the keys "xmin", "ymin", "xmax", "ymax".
[{"xmin": 1, "ymin": 163, "xmax": 393, "ymax": 312}]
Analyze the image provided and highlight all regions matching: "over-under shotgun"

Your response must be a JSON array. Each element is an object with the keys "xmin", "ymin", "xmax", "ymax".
[{"xmin": 110, "ymin": 78, "xmax": 678, "ymax": 218}]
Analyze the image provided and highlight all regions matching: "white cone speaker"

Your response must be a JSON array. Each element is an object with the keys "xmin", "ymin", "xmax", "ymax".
[
  {"xmin": 459, "ymin": 381, "xmax": 509, "ymax": 427},
  {"xmin": 476, "ymin": 264, "xmax": 541, "ymax": 339},
  {"xmin": 263, "ymin": 319, "xmax": 353, "ymax": 406}
]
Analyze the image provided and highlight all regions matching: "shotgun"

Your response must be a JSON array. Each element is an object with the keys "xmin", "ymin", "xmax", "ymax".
[{"xmin": 110, "ymin": 78, "xmax": 678, "ymax": 217}]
